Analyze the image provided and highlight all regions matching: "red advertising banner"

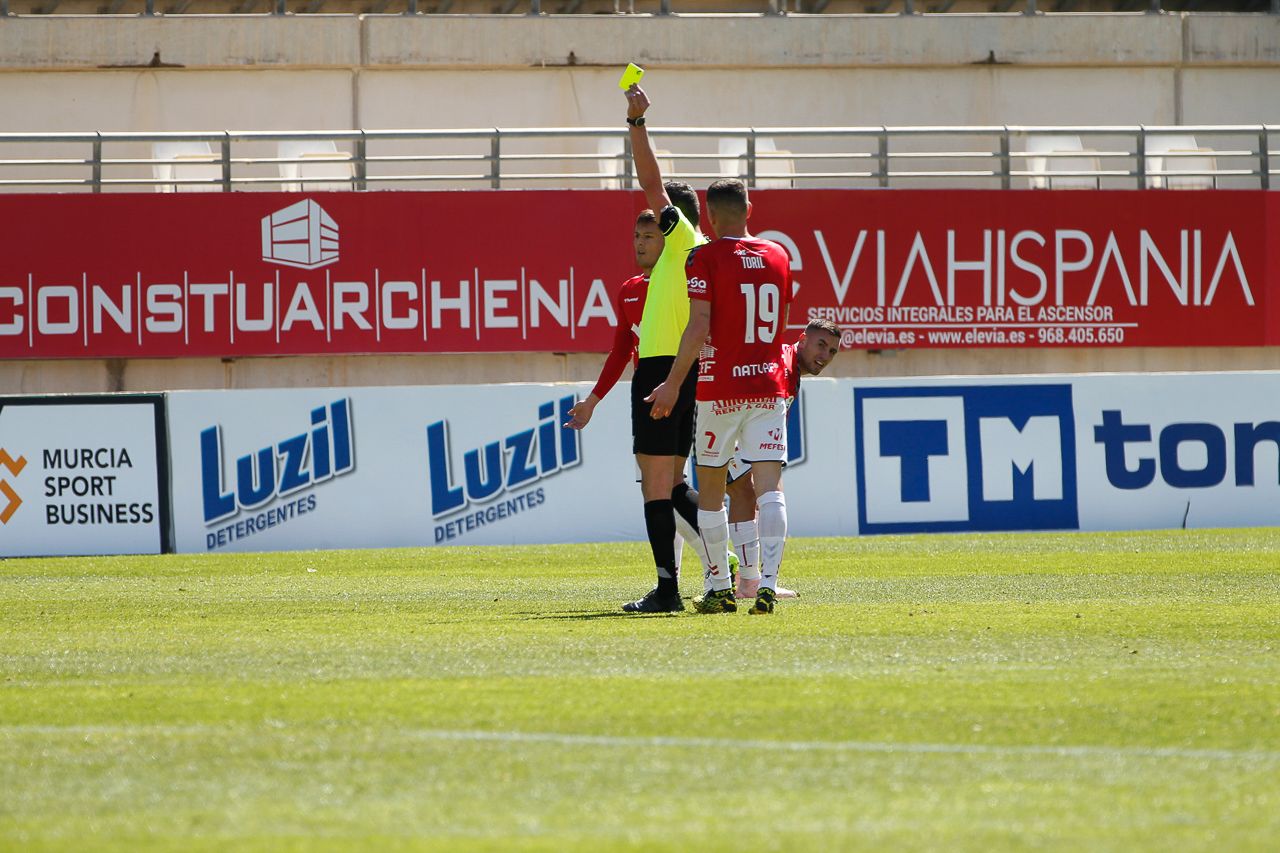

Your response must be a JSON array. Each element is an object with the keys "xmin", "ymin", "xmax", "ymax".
[{"xmin": 0, "ymin": 189, "xmax": 1275, "ymax": 358}]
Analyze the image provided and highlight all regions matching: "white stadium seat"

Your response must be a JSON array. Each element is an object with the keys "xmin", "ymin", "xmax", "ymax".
[
  {"xmin": 1145, "ymin": 134, "xmax": 1216, "ymax": 190},
  {"xmin": 718, "ymin": 136, "xmax": 795, "ymax": 189},
  {"xmin": 278, "ymin": 139, "xmax": 355, "ymax": 192},
  {"xmin": 1024, "ymin": 134, "xmax": 1100, "ymax": 190},
  {"xmin": 597, "ymin": 136, "xmax": 674, "ymax": 190},
  {"xmin": 152, "ymin": 141, "xmax": 221, "ymax": 193}
]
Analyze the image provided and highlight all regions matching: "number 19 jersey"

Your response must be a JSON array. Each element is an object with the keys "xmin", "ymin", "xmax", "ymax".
[{"xmin": 685, "ymin": 235, "xmax": 793, "ymax": 402}]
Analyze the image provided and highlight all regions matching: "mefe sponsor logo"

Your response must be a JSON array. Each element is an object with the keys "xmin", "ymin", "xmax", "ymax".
[
  {"xmin": 199, "ymin": 398, "xmax": 354, "ymax": 549},
  {"xmin": 759, "ymin": 412, "xmax": 787, "ymax": 450},
  {"xmin": 427, "ymin": 395, "xmax": 581, "ymax": 541}
]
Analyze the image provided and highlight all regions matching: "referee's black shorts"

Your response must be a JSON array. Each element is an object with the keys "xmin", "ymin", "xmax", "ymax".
[{"xmin": 631, "ymin": 355, "xmax": 698, "ymax": 457}]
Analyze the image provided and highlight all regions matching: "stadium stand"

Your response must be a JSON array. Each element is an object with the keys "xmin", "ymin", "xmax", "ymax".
[{"xmin": 2, "ymin": 9, "xmax": 1278, "ymax": 395}]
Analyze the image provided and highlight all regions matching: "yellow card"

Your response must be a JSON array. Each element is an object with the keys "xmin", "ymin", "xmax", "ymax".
[{"xmin": 618, "ymin": 63, "xmax": 645, "ymax": 91}]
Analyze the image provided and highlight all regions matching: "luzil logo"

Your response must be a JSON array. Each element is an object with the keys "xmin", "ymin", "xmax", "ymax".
[
  {"xmin": 261, "ymin": 199, "xmax": 339, "ymax": 270},
  {"xmin": 855, "ymin": 385, "xmax": 1078, "ymax": 534},
  {"xmin": 427, "ymin": 395, "xmax": 580, "ymax": 518},
  {"xmin": 201, "ymin": 399, "xmax": 354, "ymax": 524}
]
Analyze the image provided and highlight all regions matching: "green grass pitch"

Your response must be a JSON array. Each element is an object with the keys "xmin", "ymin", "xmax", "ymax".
[{"xmin": 2, "ymin": 529, "xmax": 1278, "ymax": 851}]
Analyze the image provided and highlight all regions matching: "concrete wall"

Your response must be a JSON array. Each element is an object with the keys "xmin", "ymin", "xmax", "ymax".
[
  {"xmin": 7, "ymin": 348, "xmax": 1280, "ymax": 395},
  {"xmin": 2, "ymin": 13, "xmax": 1279, "ymax": 391},
  {"xmin": 4, "ymin": 14, "xmax": 1276, "ymax": 71}
]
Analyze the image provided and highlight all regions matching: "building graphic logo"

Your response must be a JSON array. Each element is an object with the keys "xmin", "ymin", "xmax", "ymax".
[
  {"xmin": 0, "ymin": 448, "xmax": 26, "ymax": 524},
  {"xmin": 261, "ymin": 199, "xmax": 339, "ymax": 270},
  {"xmin": 854, "ymin": 384, "xmax": 1079, "ymax": 534}
]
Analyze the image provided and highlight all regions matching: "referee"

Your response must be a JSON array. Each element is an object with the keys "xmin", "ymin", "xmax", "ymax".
[{"xmin": 619, "ymin": 83, "xmax": 707, "ymax": 613}]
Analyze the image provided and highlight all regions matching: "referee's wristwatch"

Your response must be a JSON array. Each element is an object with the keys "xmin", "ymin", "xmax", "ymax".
[{"xmin": 626, "ymin": 116, "xmax": 645, "ymax": 127}]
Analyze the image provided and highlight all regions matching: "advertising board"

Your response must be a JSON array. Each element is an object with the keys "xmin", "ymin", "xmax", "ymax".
[
  {"xmin": 2, "ymin": 190, "xmax": 1274, "ymax": 358},
  {"xmin": 165, "ymin": 379, "xmax": 841, "ymax": 552},
  {"xmin": 0, "ymin": 395, "xmax": 169, "ymax": 556},
  {"xmin": 852, "ymin": 372, "xmax": 1280, "ymax": 535}
]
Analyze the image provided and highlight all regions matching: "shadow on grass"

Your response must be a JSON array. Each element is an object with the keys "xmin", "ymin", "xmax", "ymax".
[{"xmin": 519, "ymin": 609, "xmax": 685, "ymax": 621}]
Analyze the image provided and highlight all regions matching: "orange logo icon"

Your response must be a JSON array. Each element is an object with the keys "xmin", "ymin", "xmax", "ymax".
[{"xmin": 0, "ymin": 449, "xmax": 26, "ymax": 524}]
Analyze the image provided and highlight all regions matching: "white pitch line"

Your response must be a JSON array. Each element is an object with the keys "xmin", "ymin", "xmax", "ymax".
[
  {"xmin": 402, "ymin": 729, "xmax": 1279, "ymax": 763},
  {"xmin": 2, "ymin": 725, "xmax": 1276, "ymax": 764}
]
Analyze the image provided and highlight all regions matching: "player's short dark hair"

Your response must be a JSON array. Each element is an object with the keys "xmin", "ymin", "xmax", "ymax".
[
  {"xmin": 706, "ymin": 178, "xmax": 749, "ymax": 218},
  {"xmin": 664, "ymin": 181, "xmax": 700, "ymax": 229},
  {"xmin": 805, "ymin": 318, "xmax": 841, "ymax": 341},
  {"xmin": 635, "ymin": 209, "xmax": 658, "ymax": 227}
]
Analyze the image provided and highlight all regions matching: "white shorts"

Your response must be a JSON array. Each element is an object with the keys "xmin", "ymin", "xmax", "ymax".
[{"xmin": 695, "ymin": 398, "xmax": 788, "ymax": 468}]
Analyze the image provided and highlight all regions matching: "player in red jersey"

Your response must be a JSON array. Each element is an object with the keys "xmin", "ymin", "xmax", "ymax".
[
  {"xmin": 565, "ymin": 209, "xmax": 662, "ymax": 431},
  {"xmin": 727, "ymin": 319, "xmax": 841, "ymax": 600},
  {"xmin": 646, "ymin": 178, "xmax": 794, "ymax": 615}
]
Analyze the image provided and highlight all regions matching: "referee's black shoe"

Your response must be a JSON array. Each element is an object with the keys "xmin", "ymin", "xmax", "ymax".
[{"xmin": 622, "ymin": 587, "xmax": 686, "ymax": 613}]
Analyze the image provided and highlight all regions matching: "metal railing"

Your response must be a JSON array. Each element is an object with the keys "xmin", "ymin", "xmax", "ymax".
[
  {"xmin": 0, "ymin": 125, "xmax": 1274, "ymax": 193},
  {"xmin": 1, "ymin": 2, "xmax": 1278, "ymax": 15}
]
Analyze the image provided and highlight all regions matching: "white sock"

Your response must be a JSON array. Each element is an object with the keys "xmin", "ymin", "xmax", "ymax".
[
  {"xmin": 672, "ymin": 529, "xmax": 682, "ymax": 578},
  {"xmin": 675, "ymin": 511, "xmax": 715, "ymax": 592},
  {"xmin": 696, "ymin": 507, "xmax": 732, "ymax": 591},
  {"xmin": 730, "ymin": 520, "xmax": 761, "ymax": 580},
  {"xmin": 756, "ymin": 491, "xmax": 787, "ymax": 592}
]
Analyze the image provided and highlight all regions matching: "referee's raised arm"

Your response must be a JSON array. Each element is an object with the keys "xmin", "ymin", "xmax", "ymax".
[{"xmin": 624, "ymin": 85, "xmax": 671, "ymax": 214}]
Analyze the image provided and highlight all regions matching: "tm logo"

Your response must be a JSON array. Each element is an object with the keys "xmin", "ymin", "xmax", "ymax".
[
  {"xmin": 854, "ymin": 385, "xmax": 1078, "ymax": 534},
  {"xmin": 261, "ymin": 199, "xmax": 339, "ymax": 270},
  {"xmin": 427, "ymin": 395, "xmax": 580, "ymax": 519},
  {"xmin": 0, "ymin": 449, "xmax": 25, "ymax": 524},
  {"xmin": 200, "ymin": 399, "xmax": 354, "ymax": 525}
]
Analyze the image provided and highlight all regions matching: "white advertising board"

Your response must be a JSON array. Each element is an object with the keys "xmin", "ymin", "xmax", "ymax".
[
  {"xmin": 167, "ymin": 383, "xmax": 643, "ymax": 553},
  {"xmin": 165, "ymin": 370, "xmax": 1280, "ymax": 554},
  {"xmin": 165, "ymin": 380, "xmax": 857, "ymax": 553},
  {"xmin": 849, "ymin": 372, "xmax": 1280, "ymax": 535},
  {"xmin": 0, "ymin": 396, "xmax": 167, "ymax": 557},
  {"xmin": 1073, "ymin": 373, "xmax": 1280, "ymax": 531}
]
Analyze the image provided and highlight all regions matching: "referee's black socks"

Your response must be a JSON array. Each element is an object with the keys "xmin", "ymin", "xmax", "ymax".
[
  {"xmin": 643, "ymin": 499, "xmax": 679, "ymax": 593},
  {"xmin": 670, "ymin": 482, "xmax": 699, "ymax": 531}
]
